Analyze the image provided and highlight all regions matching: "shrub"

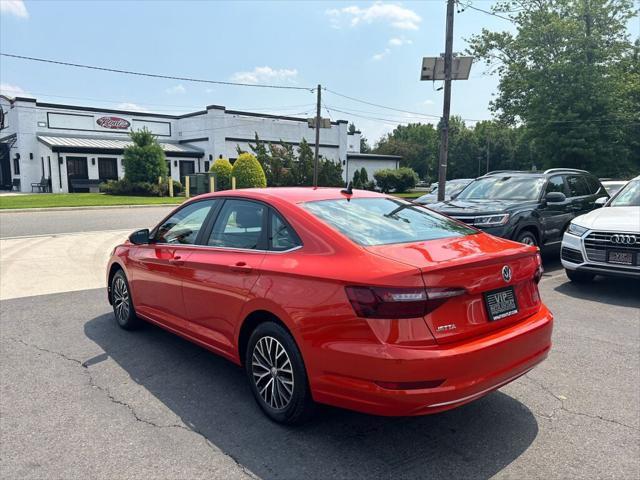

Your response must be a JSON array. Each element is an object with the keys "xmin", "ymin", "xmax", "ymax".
[
  {"xmin": 210, "ymin": 157, "xmax": 233, "ymax": 190},
  {"xmin": 352, "ymin": 169, "xmax": 361, "ymax": 188},
  {"xmin": 231, "ymin": 153, "xmax": 267, "ymax": 188},
  {"xmin": 394, "ymin": 167, "xmax": 419, "ymax": 193},
  {"xmin": 373, "ymin": 167, "xmax": 418, "ymax": 193},
  {"xmin": 122, "ymin": 128, "xmax": 168, "ymax": 183},
  {"xmin": 373, "ymin": 169, "xmax": 394, "ymax": 193},
  {"xmin": 359, "ymin": 167, "xmax": 369, "ymax": 185},
  {"xmin": 100, "ymin": 179, "xmax": 162, "ymax": 196}
]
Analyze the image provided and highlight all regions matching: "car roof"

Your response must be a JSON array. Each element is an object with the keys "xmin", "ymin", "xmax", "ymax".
[{"xmin": 190, "ymin": 187, "xmax": 386, "ymax": 205}]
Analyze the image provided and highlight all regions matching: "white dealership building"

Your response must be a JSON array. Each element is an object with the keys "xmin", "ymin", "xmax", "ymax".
[{"xmin": 0, "ymin": 95, "xmax": 400, "ymax": 193}]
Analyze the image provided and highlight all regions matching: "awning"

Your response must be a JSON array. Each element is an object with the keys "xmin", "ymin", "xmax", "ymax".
[{"xmin": 37, "ymin": 135, "xmax": 204, "ymax": 158}]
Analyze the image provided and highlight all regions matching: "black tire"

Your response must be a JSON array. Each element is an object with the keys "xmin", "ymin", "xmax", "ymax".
[
  {"xmin": 110, "ymin": 270, "xmax": 141, "ymax": 330},
  {"xmin": 565, "ymin": 268, "xmax": 595, "ymax": 283},
  {"xmin": 516, "ymin": 230, "xmax": 538, "ymax": 246},
  {"xmin": 245, "ymin": 322, "xmax": 315, "ymax": 425}
]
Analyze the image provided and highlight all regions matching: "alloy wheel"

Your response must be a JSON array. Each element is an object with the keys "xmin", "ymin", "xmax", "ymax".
[
  {"xmin": 251, "ymin": 336, "xmax": 294, "ymax": 410},
  {"xmin": 112, "ymin": 276, "xmax": 130, "ymax": 324}
]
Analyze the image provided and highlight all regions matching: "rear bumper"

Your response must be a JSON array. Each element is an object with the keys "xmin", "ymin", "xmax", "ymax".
[{"xmin": 309, "ymin": 305, "xmax": 553, "ymax": 416}]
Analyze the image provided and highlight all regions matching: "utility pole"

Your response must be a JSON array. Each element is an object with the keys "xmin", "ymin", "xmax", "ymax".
[
  {"xmin": 313, "ymin": 84, "xmax": 321, "ymax": 188},
  {"xmin": 436, "ymin": 0, "xmax": 455, "ymax": 202}
]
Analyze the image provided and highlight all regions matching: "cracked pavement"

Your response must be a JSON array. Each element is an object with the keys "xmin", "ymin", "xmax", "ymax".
[{"xmin": 1, "ymin": 210, "xmax": 639, "ymax": 479}]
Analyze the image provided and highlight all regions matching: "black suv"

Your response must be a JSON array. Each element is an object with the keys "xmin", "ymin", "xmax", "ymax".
[{"xmin": 429, "ymin": 169, "xmax": 608, "ymax": 248}]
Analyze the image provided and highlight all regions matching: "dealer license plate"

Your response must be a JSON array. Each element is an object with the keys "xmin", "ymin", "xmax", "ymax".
[
  {"xmin": 484, "ymin": 287, "xmax": 519, "ymax": 321},
  {"xmin": 607, "ymin": 250, "xmax": 633, "ymax": 265}
]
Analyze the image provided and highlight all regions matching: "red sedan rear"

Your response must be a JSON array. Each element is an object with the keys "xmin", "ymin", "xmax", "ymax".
[{"xmin": 107, "ymin": 187, "xmax": 553, "ymax": 424}]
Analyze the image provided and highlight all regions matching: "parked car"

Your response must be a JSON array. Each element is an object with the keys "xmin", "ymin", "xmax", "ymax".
[
  {"xmin": 430, "ymin": 169, "xmax": 608, "ymax": 247},
  {"xmin": 600, "ymin": 179, "xmax": 628, "ymax": 197},
  {"xmin": 107, "ymin": 188, "xmax": 553, "ymax": 424},
  {"xmin": 415, "ymin": 178, "xmax": 474, "ymax": 204},
  {"xmin": 562, "ymin": 175, "xmax": 640, "ymax": 281}
]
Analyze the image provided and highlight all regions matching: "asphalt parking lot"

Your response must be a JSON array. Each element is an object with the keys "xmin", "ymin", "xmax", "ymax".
[{"xmin": 1, "ymin": 207, "xmax": 639, "ymax": 479}]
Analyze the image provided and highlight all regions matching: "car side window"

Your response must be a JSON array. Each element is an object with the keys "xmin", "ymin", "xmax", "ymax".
[
  {"xmin": 566, "ymin": 175, "xmax": 590, "ymax": 197},
  {"xmin": 545, "ymin": 175, "xmax": 566, "ymax": 194},
  {"xmin": 270, "ymin": 210, "xmax": 301, "ymax": 251},
  {"xmin": 154, "ymin": 200, "xmax": 216, "ymax": 245},
  {"xmin": 207, "ymin": 199, "xmax": 266, "ymax": 249},
  {"xmin": 585, "ymin": 175, "xmax": 601, "ymax": 195}
]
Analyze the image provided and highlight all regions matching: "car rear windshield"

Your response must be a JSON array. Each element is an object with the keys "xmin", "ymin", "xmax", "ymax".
[
  {"xmin": 457, "ymin": 176, "xmax": 545, "ymax": 201},
  {"xmin": 302, "ymin": 197, "xmax": 476, "ymax": 246},
  {"xmin": 610, "ymin": 180, "xmax": 639, "ymax": 207}
]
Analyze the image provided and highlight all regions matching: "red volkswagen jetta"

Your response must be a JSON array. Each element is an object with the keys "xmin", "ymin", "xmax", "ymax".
[{"xmin": 107, "ymin": 188, "xmax": 552, "ymax": 424}]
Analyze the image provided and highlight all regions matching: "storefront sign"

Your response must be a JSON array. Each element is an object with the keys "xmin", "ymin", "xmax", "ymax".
[{"xmin": 96, "ymin": 116, "xmax": 130, "ymax": 130}]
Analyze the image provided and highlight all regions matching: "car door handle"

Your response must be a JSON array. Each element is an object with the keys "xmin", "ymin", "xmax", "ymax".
[
  {"xmin": 228, "ymin": 261, "xmax": 252, "ymax": 273},
  {"xmin": 169, "ymin": 255, "xmax": 185, "ymax": 266}
]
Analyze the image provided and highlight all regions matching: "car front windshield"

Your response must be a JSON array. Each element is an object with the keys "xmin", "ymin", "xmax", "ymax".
[
  {"xmin": 302, "ymin": 197, "xmax": 476, "ymax": 246},
  {"xmin": 456, "ymin": 176, "xmax": 545, "ymax": 201},
  {"xmin": 610, "ymin": 180, "xmax": 640, "ymax": 207}
]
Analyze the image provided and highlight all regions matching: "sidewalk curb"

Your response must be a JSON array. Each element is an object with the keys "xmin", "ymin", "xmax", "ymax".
[{"xmin": 0, "ymin": 203, "xmax": 181, "ymax": 214}]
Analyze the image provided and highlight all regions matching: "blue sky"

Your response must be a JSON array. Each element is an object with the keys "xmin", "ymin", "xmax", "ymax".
[{"xmin": 1, "ymin": 1, "xmax": 637, "ymax": 144}]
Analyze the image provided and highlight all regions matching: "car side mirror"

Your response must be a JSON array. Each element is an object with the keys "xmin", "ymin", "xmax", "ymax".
[
  {"xmin": 545, "ymin": 192, "xmax": 566, "ymax": 203},
  {"xmin": 129, "ymin": 228, "xmax": 150, "ymax": 245},
  {"xmin": 594, "ymin": 196, "xmax": 608, "ymax": 207}
]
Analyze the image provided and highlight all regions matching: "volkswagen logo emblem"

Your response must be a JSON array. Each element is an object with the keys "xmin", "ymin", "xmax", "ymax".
[
  {"xmin": 611, "ymin": 234, "xmax": 637, "ymax": 245},
  {"xmin": 502, "ymin": 265, "xmax": 512, "ymax": 283}
]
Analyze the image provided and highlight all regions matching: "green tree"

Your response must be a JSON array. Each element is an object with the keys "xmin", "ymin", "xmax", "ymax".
[
  {"xmin": 232, "ymin": 152, "xmax": 267, "ymax": 188},
  {"xmin": 210, "ymin": 157, "xmax": 233, "ymax": 190},
  {"xmin": 292, "ymin": 139, "xmax": 314, "ymax": 186},
  {"xmin": 317, "ymin": 158, "xmax": 344, "ymax": 187},
  {"xmin": 123, "ymin": 128, "xmax": 167, "ymax": 183},
  {"xmin": 467, "ymin": 0, "xmax": 640, "ymax": 177},
  {"xmin": 374, "ymin": 123, "xmax": 439, "ymax": 179}
]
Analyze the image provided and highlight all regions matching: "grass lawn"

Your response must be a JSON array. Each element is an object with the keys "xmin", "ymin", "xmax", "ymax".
[
  {"xmin": 0, "ymin": 193, "xmax": 185, "ymax": 210},
  {"xmin": 392, "ymin": 191, "xmax": 422, "ymax": 199}
]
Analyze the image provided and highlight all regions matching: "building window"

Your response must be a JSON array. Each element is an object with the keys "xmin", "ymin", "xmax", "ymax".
[
  {"xmin": 98, "ymin": 158, "xmax": 118, "ymax": 181},
  {"xmin": 204, "ymin": 160, "xmax": 210, "ymax": 171},
  {"xmin": 13, "ymin": 157, "xmax": 20, "ymax": 175},
  {"xmin": 166, "ymin": 161, "xmax": 172, "ymax": 174}
]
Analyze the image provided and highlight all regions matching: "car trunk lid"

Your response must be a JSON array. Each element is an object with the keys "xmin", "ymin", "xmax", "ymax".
[{"xmin": 366, "ymin": 233, "xmax": 542, "ymax": 344}]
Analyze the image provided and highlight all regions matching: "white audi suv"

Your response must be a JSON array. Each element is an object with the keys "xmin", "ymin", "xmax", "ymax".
[{"xmin": 561, "ymin": 175, "xmax": 640, "ymax": 282}]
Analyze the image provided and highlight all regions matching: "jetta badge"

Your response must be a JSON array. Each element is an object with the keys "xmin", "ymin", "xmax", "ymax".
[{"xmin": 502, "ymin": 265, "xmax": 512, "ymax": 283}]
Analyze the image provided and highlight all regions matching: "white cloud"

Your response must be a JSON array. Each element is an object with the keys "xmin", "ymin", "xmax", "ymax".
[
  {"xmin": 165, "ymin": 84, "xmax": 186, "ymax": 95},
  {"xmin": 423, "ymin": 99, "xmax": 434, "ymax": 106},
  {"xmin": 231, "ymin": 66, "xmax": 298, "ymax": 85},
  {"xmin": 116, "ymin": 102, "xmax": 149, "ymax": 112},
  {"xmin": 326, "ymin": 2, "xmax": 421, "ymax": 30},
  {"xmin": 0, "ymin": 0, "xmax": 29, "ymax": 18},
  {"xmin": 388, "ymin": 37, "xmax": 412, "ymax": 47},
  {"xmin": 372, "ymin": 48, "xmax": 391, "ymax": 61},
  {"xmin": 0, "ymin": 83, "xmax": 32, "ymax": 98}
]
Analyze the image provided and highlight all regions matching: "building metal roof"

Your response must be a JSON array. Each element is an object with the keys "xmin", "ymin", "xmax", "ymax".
[
  {"xmin": 346, "ymin": 153, "xmax": 402, "ymax": 161},
  {"xmin": 37, "ymin": 135, "xmax": 204, "ymax": 158}
]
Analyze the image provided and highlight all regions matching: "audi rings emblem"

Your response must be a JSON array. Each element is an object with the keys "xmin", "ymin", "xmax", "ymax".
[{"xmin": 610, "ymin": 234, "xmax": 637, "ymax": 245}]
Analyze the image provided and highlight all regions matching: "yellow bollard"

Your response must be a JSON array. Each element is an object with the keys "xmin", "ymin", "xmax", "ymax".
[
  {"xmin": 168, "ymin": 177, "xmax": 174, "ymax": 197},
  {"xmin": 185, "ymin": 176, "xmax": 190, "ymax": 198},
  {"xmin": 209, "ymin": 176, "xmax": 215, "ymax": 193},
  {"xmin": 231, "ymin": 176, "xmax": 236, "ymax": 190}
]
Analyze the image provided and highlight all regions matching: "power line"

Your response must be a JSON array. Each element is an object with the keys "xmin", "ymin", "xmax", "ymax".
[
  {"xmin": 458, "ymin": 1, "xmax": 514, "ymax": 22},
  {"xmin": 0, "ymin": 53, "xmax": 315, "ymax": 91},
  {"xmin": 325, "ymin": 88, "xmax": 444, "ymax": 119}
]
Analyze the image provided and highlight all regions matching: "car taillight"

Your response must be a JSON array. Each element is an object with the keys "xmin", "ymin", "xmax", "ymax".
[
  {"xmin": 345, "ymin": 286, "xmax": 465, "ymax": 319},
  {"xmin": 533, "ymin": 253, "xmax": 544, "ymax": 284}
]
